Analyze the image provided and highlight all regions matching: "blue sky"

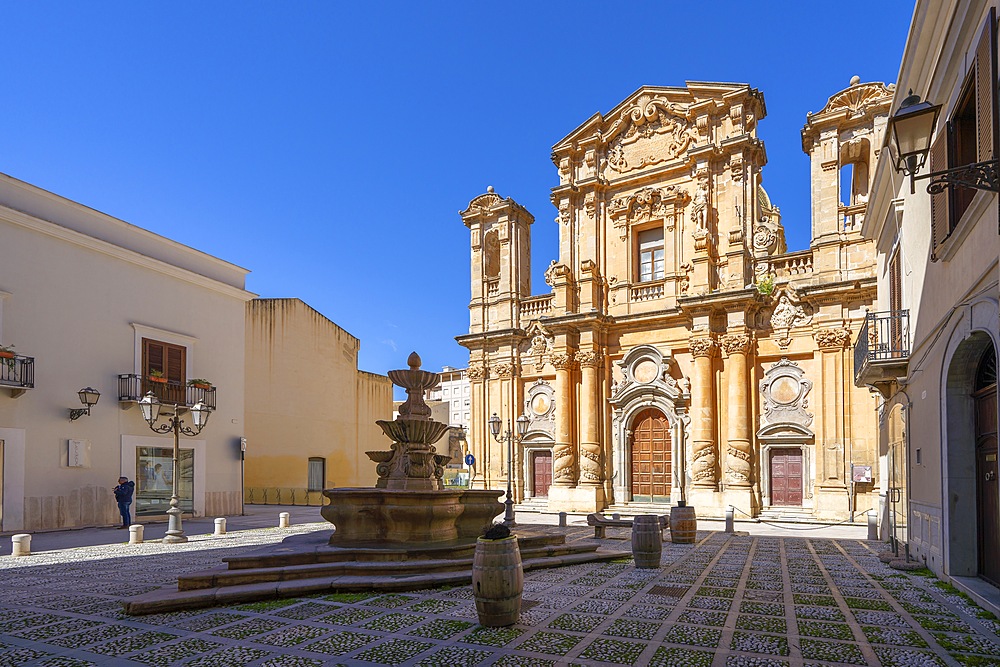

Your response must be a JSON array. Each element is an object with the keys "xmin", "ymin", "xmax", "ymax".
[{"xmin": 1, "ymin": 2, "xmax": 914, "ymax": 381}]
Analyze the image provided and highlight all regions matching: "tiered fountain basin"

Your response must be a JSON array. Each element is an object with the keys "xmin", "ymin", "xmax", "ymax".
[{"xmin": 320, "ymin": 488, "xmax": 503, "ymax": 544}]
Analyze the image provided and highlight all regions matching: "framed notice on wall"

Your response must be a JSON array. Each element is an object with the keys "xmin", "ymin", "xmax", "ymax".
[{"xmin": 852, "ymin": 464, "xmax": 872, "ymax": 483}]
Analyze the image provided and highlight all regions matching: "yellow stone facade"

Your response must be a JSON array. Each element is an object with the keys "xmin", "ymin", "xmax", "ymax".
[{"xmin": 457, "ymin": 80, "xmax": 890, "ymax": 520}]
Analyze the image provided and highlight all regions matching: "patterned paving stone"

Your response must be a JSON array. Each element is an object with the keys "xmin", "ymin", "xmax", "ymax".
[
  {"xmin": 515, "ymin": 630, "xmax": 581, "ymax": 656},
  {"xmin": 578, "ymin": 637, "xmax": 646, "ymax": 664},
  {"xmin": 302, "ymin": 630, "xmax": 379, "ymax": 655},
  {"xmin": 353, "ymin": 638, "xmax": 435, "ymax": 664},
  {"xmin": 415, "ymin": 646, "xmax": 492, "ymax": 667},
  {"xmin": 131, "ymin": 638, "xmax": 227, "ymax": 666},
  {"xmin": 648, "ymin": 646, "xmax": 714, "ymax": 667}
]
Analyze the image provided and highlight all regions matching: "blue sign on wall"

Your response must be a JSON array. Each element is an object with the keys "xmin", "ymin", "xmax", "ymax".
[{"xmin": 465, "ymin": 454, "xmax": 475, "ymax": 466}]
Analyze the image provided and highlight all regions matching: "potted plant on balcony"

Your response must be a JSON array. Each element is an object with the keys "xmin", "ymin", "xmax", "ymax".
[
  {"xmin": 187, "ymin": 378, "xmax": 213, "ymax": 390},
  {"xmin": 0, "ymin": 345, "xmax": 15, "ymax": 371},
  {"xmin": 148, "ymin": 369, "xmax": 167, "ymax": 384}
]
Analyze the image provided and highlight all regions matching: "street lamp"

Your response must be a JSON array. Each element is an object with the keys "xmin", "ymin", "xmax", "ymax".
[
  {"xmin": 489, "ymin": 412, "xmax": 530, "ymax": 527},
  {"xmin": 138, "ymin": 391, "xmax": 212, "ymax": 543},
  {"xmin": 68, "ymin": 386, "xmax": 101, "ymax": 421},
  {"xmin": 886, "ymin": 90, "xmax": 999, "ymax": 194}
]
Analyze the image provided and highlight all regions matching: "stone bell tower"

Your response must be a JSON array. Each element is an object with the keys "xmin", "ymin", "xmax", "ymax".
[{"xmin": 461, "ymin": 186, "xmax": 534, "ymax": 334}]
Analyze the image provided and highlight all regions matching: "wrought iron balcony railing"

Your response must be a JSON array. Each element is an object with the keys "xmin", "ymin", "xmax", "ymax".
[
  {"xmin": 854, "ymin": 310, "xmax": 910, "ymax": 385},
  {"xmin": 0, "ymin": 354, "xmax": 34, "ymax": 390},
  {"xmin": 118, "ymin": 374, "xmax": 217, "ymax": 410}
]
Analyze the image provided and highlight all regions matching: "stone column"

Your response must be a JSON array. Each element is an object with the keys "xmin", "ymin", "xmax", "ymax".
[
  {"xmin": 721, "ymin": 333, "xmax": 753, "ymax": 486},
  {"xmin": 576, "ymin": 349, "xmax": 602, "ymax": 486},
  {"xmin": 689, "ymin": 337, "xmax": 718, "ymax": 488},
  {"xmin": 466, "ymin": 360, "xmax": 488, "ymax": 490},
  {"xmin": 551, "ymin": 352, "xmax": 577, "ymax": 487}
]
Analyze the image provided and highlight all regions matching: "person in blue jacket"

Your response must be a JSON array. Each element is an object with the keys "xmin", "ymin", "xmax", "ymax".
[{"xmin": 113, "ymin": 476, "xmax": 135, "ymax": 529}]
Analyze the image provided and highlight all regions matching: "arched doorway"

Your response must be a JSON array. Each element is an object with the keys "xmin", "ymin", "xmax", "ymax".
[
  {"xmin": 974, "ymin": 345, "xmax": 999, "ymax": 585},
  {"xmin": 631, "ymin": 408, "xmax": 671, "ymax": 503}
]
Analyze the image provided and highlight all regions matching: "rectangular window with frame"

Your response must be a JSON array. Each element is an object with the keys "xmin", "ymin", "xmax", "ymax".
[
  {"xmin": 637, "ymin": 228, "xmax": 665, "ymax": 282},
  {"xmin": 135, "ymin": 447, "xmax": 193, "ymax": 515},
  {"xmin": 307, "ymin": 458, "xmax": 326, "ymax": 491}
]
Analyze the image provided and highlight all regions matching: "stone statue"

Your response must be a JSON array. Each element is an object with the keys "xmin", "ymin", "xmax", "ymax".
[
  {"xmin": 770, "ymin": 294, "xmax": 811, "ymax": 329},
  {"xmin": 691, "ymin": 181, "xmax": 708, "ymax": 231}
]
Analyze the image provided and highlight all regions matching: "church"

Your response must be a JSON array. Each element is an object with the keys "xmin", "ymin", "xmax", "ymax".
[{"xmin": 457, "ymin": 79, "xmax": 890, "ymax": 519}]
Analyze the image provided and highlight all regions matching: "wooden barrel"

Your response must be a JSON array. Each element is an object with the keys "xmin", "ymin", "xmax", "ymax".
[
  {"xmin": 631, "ymin": 515, "xmax": 662, "ymax": 568},
  {"xmin": 670, "ymin": 504, "xmax": 697, "ymax": 544},
  {"xmin": 472, "ymin": 536, "xmax": 523, "ymax": 626}
]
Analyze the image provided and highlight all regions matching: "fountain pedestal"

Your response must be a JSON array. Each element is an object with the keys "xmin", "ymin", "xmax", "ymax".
[{"xmin": 322, "ymin": 352, "xmax": 502, "ymax": 544}]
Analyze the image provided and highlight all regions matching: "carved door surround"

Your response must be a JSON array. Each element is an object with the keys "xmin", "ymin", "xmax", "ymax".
[
  {"xmin": 609, "ymin": 345, "xmax": 690, "ymax": 504},
  {"xmin": 522, "ymin": 439, "xmax": 554, "ymax": 500},
  {"xmin": 757, "ymin": 358, "xmax": 816, "ymax": 507}
]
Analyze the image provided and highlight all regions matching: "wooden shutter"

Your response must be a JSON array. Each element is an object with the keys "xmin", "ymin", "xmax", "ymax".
[
  {"xmin": 889, "ymin": 252, "xmax": 902, "ymax": 313},
  {"xmin": 142, "ymin": 338, "xmax": 186, "ymax": 383},
  {"xmin": 976, "ymin": 7, "xmax": 997, "ymax": 163},
  {"xmin": 929, "ymin": 133, "xmax": 950, "ymax": 261}
]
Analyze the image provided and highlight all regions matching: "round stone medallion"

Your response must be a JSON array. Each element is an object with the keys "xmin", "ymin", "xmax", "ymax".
[
  {"xmin": 633, "ymin": 359, "xmax": 659, "ymax": 384},
  {"xmin": 770, "ymin": 376, "xmax": 800, "ymax": 404},
  {"xmin": 530, "ymin": 393, "xmax": 550, "ymax": 415}
]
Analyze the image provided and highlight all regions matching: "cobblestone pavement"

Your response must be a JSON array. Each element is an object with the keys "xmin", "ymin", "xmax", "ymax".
[{"xmin": 2, "ymin": 523, "xmax": 999, "ymax": 666}]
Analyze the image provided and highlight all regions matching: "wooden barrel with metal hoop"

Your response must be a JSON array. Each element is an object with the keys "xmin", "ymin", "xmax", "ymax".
[
  {"xmin": 631, "ymin": 515, "xmax": 663, "ymax": 568},
  {"xmin": 670, "ymin": 503, "xmax": 697, "ymax": 544},
  {"xmin": 472, "ymin": 536, "xmax": 523, "ymax": 626}
]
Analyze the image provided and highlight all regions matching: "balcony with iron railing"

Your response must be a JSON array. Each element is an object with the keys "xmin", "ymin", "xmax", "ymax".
[
  {"xmin": 118, "ymin": 374, "xmax": 217, "ymax": 410},
  {"xmin": 854, "ymin": 310, "xmax": 910, "ymax": 392},
  {"xmin": 0, "ymin": 354, "xmax": 35, "ymax": 397}
]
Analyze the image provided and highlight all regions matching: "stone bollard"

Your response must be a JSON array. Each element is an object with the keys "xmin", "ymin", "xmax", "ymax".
[
  {"xmin": 725, "ymin": 506, "xmax": 735, "ymax": 533},
  {"xmin": 11, "ymin": 534, "xmax": 30, "ymax": 557},
  {"xmin": 558, "ymin": 512, "xmax": 567, "ymax": 527},
  {"xmin": 867, "ymin": 511, "xmax": 878, "ymax": 540},
  {"xmin": 279, "ymin": 512, "xmax": 290, "ymax": 528},
  {"xmin": 214, "ymin": 518, "xmax": 227, "ymax": 536},
  {"xmin": 128, "ymin": 524, "xmax": 144, "ymax": 545},
  {"xmin": 611, "ymin": 513, "xmax": 621, "ymax": 520}
]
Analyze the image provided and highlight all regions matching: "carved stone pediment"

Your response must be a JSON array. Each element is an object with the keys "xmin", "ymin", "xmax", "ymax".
[
  {"xmin": 758, "ymin": 358, "xmax": 814, "ymax": 439},
  {"xmin": 609, "ymin": 345, "xmax": 686, "ymax": 408},
  {"xmin": 816, "ymin": 81, "xmax": 894, "ymax": 118},
  {"xmin": 523, "ymin": 379, "xmax": 555, "ymax": 436},
  {"xmin": 602, "ymin": 94, "xmax": 697, "ymax": 175},
  {"xmin": 522, "ymin": 322, "xmax": 554, "ymax": 371},
  {"xmin": 607, "ymin": 186, "xmax": 689, "ymax": 240}
]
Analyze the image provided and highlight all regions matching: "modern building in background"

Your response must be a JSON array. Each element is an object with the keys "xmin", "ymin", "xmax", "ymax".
[
  {"xmin": 458, "ymin": 80, "xmax": 885, "ymax": 519},
  {"xmin": 861, "ymin": 0, "xmax": 1000, "ymax": 597},
  {"xmin": 244, "ymin": 299, "xmax": 392, "ymax": 500},
  {"xmin": 427, "ymin": 366, "xmax": 471, "ymax": 429},
  {"xmin": 0, "ymin": 171, "xmax": 254, "ymax": 532}
]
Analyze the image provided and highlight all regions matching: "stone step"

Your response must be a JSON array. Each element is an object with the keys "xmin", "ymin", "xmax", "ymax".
[
  {"xmin": 123, "ymin": 547, "xmax": 625, "ymax": 616},
  {"xmin": 222, "ymin": 532, "xmax": 566, "ymax": 570},
  {"xmin": 179, "ymin": 541, "xmax": 602, "ymax": 591}
]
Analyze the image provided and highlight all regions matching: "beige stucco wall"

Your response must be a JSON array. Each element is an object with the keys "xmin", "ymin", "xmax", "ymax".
[
  {"xmin": 244, "ymin": 299, "xmax": 391, "ymax": 493},
  {"xmin": 0, "ymin": 173, "xmax": 252, "ymax": 531}
]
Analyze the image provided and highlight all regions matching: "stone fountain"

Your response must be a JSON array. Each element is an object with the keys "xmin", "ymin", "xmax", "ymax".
[{"xmin": 320, "ymin": 352, "xmax": 503, "ymax": 544}]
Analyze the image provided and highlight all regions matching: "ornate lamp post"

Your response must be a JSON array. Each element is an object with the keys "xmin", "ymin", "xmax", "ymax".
[
  {"xmin": 489, "ymin": 412, "xmax": 529, "ymax": 527},
  {"xmin": 138, "ymin": 391, "xmax": 211, "ymax": 543}
]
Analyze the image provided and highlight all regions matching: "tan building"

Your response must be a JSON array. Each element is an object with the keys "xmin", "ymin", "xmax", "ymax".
[
  {"xmin": 244, "ymin": 298, "xmax": 391, "ymax": 500},
  {"xmin": 458, "ymin": 80, "xmax": 886, "ymax": 519},
  {"xmin": 860, "ymin": 0, "xmax": 1000, "ymax": 600},
  {"xmin": 0, "ymin": 171, "xmax": 253, "ymax": 532}
]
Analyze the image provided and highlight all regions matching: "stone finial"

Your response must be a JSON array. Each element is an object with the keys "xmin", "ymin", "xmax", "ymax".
[
  {"xmin": 850, "ymin": 75, "xmax": 861, "ymax": 86},
  {"xmin": 487, "ymin": 185, "xmax": 494, "ymax": 193},
  {"xmin": 407, "ymin": 351, "xmax": 421, "ymax": 370}
]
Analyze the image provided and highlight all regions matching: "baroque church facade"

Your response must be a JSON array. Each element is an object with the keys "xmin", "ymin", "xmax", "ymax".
[{"xmin": 457, "ymin": 79, "xmax": 891, "ymax": 519}]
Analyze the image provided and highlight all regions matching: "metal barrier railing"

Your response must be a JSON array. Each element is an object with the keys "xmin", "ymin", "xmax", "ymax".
[{"xmin": 245, "ymin": 487, "xmax": 328, "ymax": 506}]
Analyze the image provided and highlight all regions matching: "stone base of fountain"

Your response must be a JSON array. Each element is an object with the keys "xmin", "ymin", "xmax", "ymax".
[{"xmin": 321, "ymin": 488, "xmax": 503, "ymax": 544}]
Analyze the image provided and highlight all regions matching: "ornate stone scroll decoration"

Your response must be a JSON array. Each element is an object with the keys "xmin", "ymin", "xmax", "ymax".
[
  {"xmin": 608, "ymin": 345, "xmax": 687, "ymax": 500},
  {"xmin": 607, "ymin": 186, "xmax": 689, "ymax": 241},
  {"xmin": 602, "ymin": 94, "xmax": 697, "ymax": 175},
  {"xmin": 466, "ymin": 361, "xmax": 487, "ymax": 381},
  {"xmin": 584, "ymin": 192, "xmax": 597, "ymax": 220},
  {"xmin": 553, "ymin": 442, "xmax": 576, "ymax": 484},
  {"xmin": 492, "ymin": 362, "xmax": 515, "ymax": 378},
  {"xmin": 580, "ymin": 444, "xmax": 603, "ymax": 483},
  {"xmin": 523, "ymin": 322, "xmax": 554, "ymax": 371},
  {"xmin": 522, "ymin": 379, "xmax": 555, "ymax": 437},
  {"xmin": 720, "ymin": 333, "xmax": 752, "ymax": 356},
  {"xmin": 814, "ymin": 327, "xmax": 852, "ymax": 350},
  {"xmin": 817, "ymin": 81, "xmax": 894, "ymax": 118},
  {"xmin": 769, "ymin": 293, "xmax": 813, "ymax": 329},
  {"xmin": 574, "ymin": 350, "xmax": 601, "ymax": 369},
  {"xmin": 758, "ymin": 358, "xmax": 814, "ymax": 432},
  {"xmin": 543, "ymin": 259, "xmax": 558, "ymax": 287},
  {"xmin": 550, "ymin": 352, "xmax": 575, "ymax": 372}
]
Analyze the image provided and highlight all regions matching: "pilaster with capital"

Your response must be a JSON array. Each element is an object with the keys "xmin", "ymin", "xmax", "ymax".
[
  {"xmin": 721, "ymin": 333, "xmax": 753, "ymax": 486},
  {"xmin": 689, "ymin": 337, "xmax": 718, "ymax": 487},
  {"xmin": 814, "ymin": 327, "xmax": 851, "ymax": 486},
  {"xmin": 575, "ymin": 349, "xmax": 603, "ymax": 485},
  {"xmin": 551, "ymin": 352, "xmax": 577, "ymax": 486}
]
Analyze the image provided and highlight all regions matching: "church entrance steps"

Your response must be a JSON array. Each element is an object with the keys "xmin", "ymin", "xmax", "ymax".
[
  {"xmin": 515, "ymin": 496, "xmax": 550, "ymax": 513},
  {"xmin": 123, "ymin": 528, "xmax": 621, "ymax": 616},
  {"xmin": 757, "ymin": 507, "xmax": 818, "ymax": 523}
]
